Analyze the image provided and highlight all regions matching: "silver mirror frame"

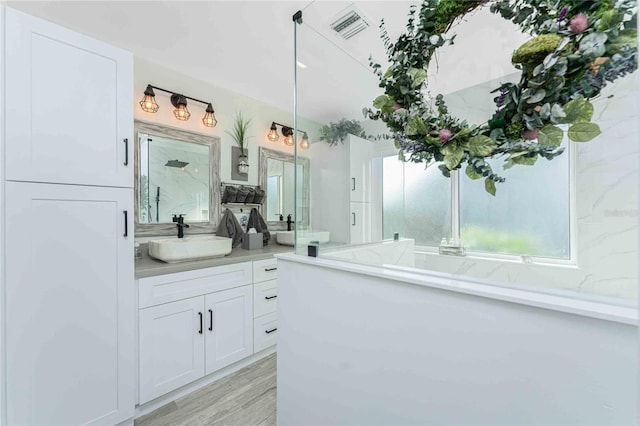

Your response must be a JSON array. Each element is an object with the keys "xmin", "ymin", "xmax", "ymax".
[
  {"xmin": 134, "ymin": 120, "xmax": 221, "ymax": 237},
  {"xmin": 259, "ymin": 147, "xmax": 310, "ymax": 227}
]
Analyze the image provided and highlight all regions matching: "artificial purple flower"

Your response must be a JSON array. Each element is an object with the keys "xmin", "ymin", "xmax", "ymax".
[
  {"xmin": 522, "ymin": 129, "xmax": 539, "ymax": 140},
  {"xmin": 439, "ymin": 129, "xmax": 453, "ymax": 142},
  {"xmin": 557, "ymin": 6, "xmax": 569, "ymax": 22},
  {"xmin": 396, "ymin": 134, "xmax": 425, "ymax": 153},
  {"xmin": 570, "ymin": 14, "xmax": 588, "ymax": 33},
  {"xmin": 392, "ymin": 103, "xmax": 403, "ymax": 111}
]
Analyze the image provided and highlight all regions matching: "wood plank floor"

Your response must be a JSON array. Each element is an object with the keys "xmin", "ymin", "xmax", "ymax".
[{"xmin": 135, "ymin": 354, "xmax": 277, "ymax": 426}]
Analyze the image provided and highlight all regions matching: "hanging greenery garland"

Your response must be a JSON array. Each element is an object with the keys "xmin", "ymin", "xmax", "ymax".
[{"xmin": 364, "ymin": 0, "xmax": 637, "ymax": 194}]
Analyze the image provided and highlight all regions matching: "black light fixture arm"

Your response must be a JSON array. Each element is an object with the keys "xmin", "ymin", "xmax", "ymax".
[
  {"xmin": 145, "ymin": 84, "xmax": 213, "ymax": 110},
  {"xmin": 272, "ymin": 121, "xmax": 307, "ymax": 135}
]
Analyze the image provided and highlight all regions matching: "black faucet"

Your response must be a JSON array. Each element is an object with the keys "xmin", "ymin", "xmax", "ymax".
[
  {"xmin": 286, "ymin": 214, "xmax": 293, "ymax": 231},
  {"xmin": 172, "ymin": 214, "xmax": 190, "ymax": 238}
]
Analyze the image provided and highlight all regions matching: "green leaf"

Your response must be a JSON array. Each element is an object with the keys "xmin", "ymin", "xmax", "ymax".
[
  {"xmin": 405, "ymin": 117, "xmax": 427, "ymax": 136},
  {"xmin": 484, "ymin": 178, "xmax": 496, "ymax": 196},
  {"xmin": 373, "ymin": 95, "xmax": 390, "ymax": 109},
  {"xmin": 468, "ymin": 135, "xmax": 496, "ymax": 157},
  {"xmin": 465, "ymin": 164, "xmax": 482, "ymax": 180},
  {"xmin": 451, "ymin": 127, "xmax": 471, "ymax": 141},
  {"xmin": 550, "ymin": 104, "xmax": 566, "ymax": 122},
  {"xmin": 408, "ymin": 68, "xmax": 427, "ymax": 87},
  {"xmin": 537, "ymin": 125, "xmax": 563, "ymax": 147},
  {"xmin": 438, "ymin": 164, "xmax": 451, "ymax": 178},
  {"xmin": 568, "ymin": 123, "xmax": 601, "ymax": 142},
  {"xmin": 526, "ymin": 89, "xmax": 546, "ymax": 104},
  {"xmin": 559, "ymin": 98, "xmax": 593, "ymax": 124},
  {"xmin": 441, "ymin": 144, "xmax": 464, "ymax": 170},
  {"xmin": 397, "ymin": 149, "xmax": 405, "ymax": 160},
  {"xmin": 512, "ymin": 155, "xmax": 538, "ymax": 165}
]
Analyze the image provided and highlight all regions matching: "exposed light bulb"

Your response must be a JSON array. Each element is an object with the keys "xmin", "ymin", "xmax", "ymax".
[
  {"xmin": 268, "ymin": 123, "xmax": 279, "ymax": 142},
  {"xmin": 300, "ymin": 132, "xmax": 310, "ymax": 150}
]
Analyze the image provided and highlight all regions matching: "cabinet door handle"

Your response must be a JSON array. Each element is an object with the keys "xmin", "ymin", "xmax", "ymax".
[
  {"xmin": 352, "ymin": 212, "xmax": 356, "ymax": 226},
  {"xmin": 265, "ymin": 267, "xmax": 277, "ymax": 272},
  {"xmin": 352, "ymin": 177, "xmax": 356, "ymax": 191},
  {"xmin": 265, "ymin": 328, "xmax": 278, "ymax": 334},
  {"xmin": 198, "ymin": 312, "xmax": 203, "ymax": 334},
  {"xmin": 123, "ymin": 210, "xmax": 128, "ymax": 237},
  {"xmin": 123, "ymin": 138, "xmax": 129, "ymax": 166},
  {"xmin": 208, "ymin": 309, "xmax": 213, "ymax": 331},
  {"xmin": 265, "ymin": 295, "xmax": 278, "ymax": 300}
]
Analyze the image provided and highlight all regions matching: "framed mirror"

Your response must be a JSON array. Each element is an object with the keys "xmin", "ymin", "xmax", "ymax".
[
  {"xmin": 134, "ymin": 121, "xmax": 221, "ymax": 236},
  {"xmin": 259, "ymin": 147, "xmax": 310, "ymax": 227}
]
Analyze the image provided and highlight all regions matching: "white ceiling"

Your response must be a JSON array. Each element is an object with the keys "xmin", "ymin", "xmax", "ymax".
[{"xmin": 6, "ymin": 1, "xmax": 529, "ymax": 124}]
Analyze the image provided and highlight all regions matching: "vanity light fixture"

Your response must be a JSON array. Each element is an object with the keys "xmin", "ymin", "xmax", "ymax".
[
  {"xmin": 171, "ymin": 94, "xmax": 191, "ymax": 121},
  {"xmin": 282, "ymin": 127, "xmax": 294, "ymax": 146},
  {"xmin": 139, "ymin": 85, "xmax": 159, "ymax": 113},
  {"xmin": 139, "ymin": 84, "xmax": 217, "ymax": 127},
  {"xmin": 267, "ymin": 122, "xmax": 279, "ymax": 142},
  {"xmin": 268, "ymin": 122, "xmax": 310, "ymax": 149},
  {"xmin": 202, "ymin": 103, "xmax": 218, "ymax": 127},
  {"xmin": 300, "ymin": 132, "xmax": 310, "ymax": 150}
]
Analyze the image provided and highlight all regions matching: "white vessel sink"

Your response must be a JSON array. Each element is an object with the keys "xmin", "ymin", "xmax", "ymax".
[
  {"xmin": 148, "ymin": 236, "xmax": 233, "ymax": 263},
  {"xmin": 276, "ymin": 230, "xmax": 330, "ymax": 246}
]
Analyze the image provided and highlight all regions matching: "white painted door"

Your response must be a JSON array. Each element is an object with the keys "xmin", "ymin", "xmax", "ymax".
[
  {"xmin": 4, "ymin": 8, "xmax": 133, "ymax": 188},
  {"xmin": 350, "ymin": 201, "xmax": 372, "ymax": 245},
  {"xmin": 4, "ymin": 181, "xmax": 134, "ymax": 425},
  {"xmin": 349, "ymin": 134, "xmax": 374, "ymax": 202},
  {"xmin": 138, "ymin": 297, "xmax": 206, "ymax": 404},
  {"xmin": 205, "ymin": 285, "xmax": 254, "ymax": 374}
]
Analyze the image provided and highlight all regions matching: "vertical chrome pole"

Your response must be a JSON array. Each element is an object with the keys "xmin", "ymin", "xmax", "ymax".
[{"xmin": 293, "ymin": 11, "xmax": 302, "ymax": 253}]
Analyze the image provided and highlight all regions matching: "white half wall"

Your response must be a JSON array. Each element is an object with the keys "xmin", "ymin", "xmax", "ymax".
[{"xmin": 277, "ymin": 255, "xmax": 638, "ymax": 425}]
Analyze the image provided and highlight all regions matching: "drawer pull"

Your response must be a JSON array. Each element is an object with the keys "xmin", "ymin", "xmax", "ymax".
[
  {"xmin": 198, "ymin": 312, "xmax": 203, "ymax": 334},
  {"xmin": 208, "ymin": 309, "xmax": 213, "ymax": 331},
  {"xmin": 265, "ymin": 295, "xmax": 278, "ymax": 300},
  {"xmin": 264, "ymin": 267, "xmax": 277, "ymax": 272},
  {"xmin": 265, "ymin": 328, "xmax": 278, "ymax": 334}
]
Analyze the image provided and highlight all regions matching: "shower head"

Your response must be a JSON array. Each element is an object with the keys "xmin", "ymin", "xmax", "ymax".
[{"xmin": 165, "ymin": 159, "xmax": 189, "ymax": 168}]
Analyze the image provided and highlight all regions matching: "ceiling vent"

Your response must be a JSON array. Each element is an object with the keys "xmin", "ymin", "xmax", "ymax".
[{"xmin": 330, "ymin": 7, "xmax": 370, "ymax": 40}]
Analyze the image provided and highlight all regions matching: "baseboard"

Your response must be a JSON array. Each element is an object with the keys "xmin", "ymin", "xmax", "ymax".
[{"xmin": 135, "ymin": 346, "xmax": 276, "ymax": 418}]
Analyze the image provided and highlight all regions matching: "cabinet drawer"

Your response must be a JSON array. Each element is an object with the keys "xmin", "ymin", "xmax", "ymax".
[
  {"xmin": 253, "ymin": 313, "xmax": 278, "ymax": 353},
  {"xmin": 253, "ymin": 280, "xmax": 278, "ymax": 318},
  {"xmin": 253, "ymin": 258, "xmax": 278, "ymax": 283},
  {"xmin": 139, "ymin": 262, "xmax": 252, "ymax": 308}
]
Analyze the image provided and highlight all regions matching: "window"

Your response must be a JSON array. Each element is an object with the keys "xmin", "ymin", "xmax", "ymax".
[
  {"xmin": 382, "ymin": 157, "xmax": 451, "ymax": 247},
  {"xmin": 382, "ymin": 138, "xmax": 571, "ymax": 259}
]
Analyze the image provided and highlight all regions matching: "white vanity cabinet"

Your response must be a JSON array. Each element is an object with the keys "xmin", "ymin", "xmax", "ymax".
[
  {"xmin": 252, "ymin": 259, "xmax": 279, "ymax": 352},
  {"xmin": 137, "ymin": 257, "xmax": 281, "ymax": 405},
  {"xmin": 138, "ymin": 263, "xmax": 254, "ymax": 404},
  {"xmin": 4, "ymin": 7, "xmax": 133, "ymax": 188},
  {"xmin": 2, "ymin": 8, "xmax": 135, "ymax": 426}
]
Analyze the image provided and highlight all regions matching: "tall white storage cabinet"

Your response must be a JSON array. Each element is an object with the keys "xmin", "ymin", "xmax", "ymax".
[
  {"xmin": 348, "ymin": 134, "xmax": 375, "ymax": 244},
  {"xmin": 3, "ymin": 8, "xmax": 135, "ymax": 426}
]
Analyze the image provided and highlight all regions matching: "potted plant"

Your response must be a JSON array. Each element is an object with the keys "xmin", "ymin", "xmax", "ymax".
[
  {"xmin": 319, "ymin": 118, "xmax": 367, "ymax": 146},
  {"xmin": 226, "ymin": 111, "xmax": 252, "ymax": 174}
]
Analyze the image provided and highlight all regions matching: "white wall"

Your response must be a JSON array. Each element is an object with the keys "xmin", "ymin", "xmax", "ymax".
[{"xmin": 277, "ymin": 256, "xmax": 638, "ymax": 425}]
